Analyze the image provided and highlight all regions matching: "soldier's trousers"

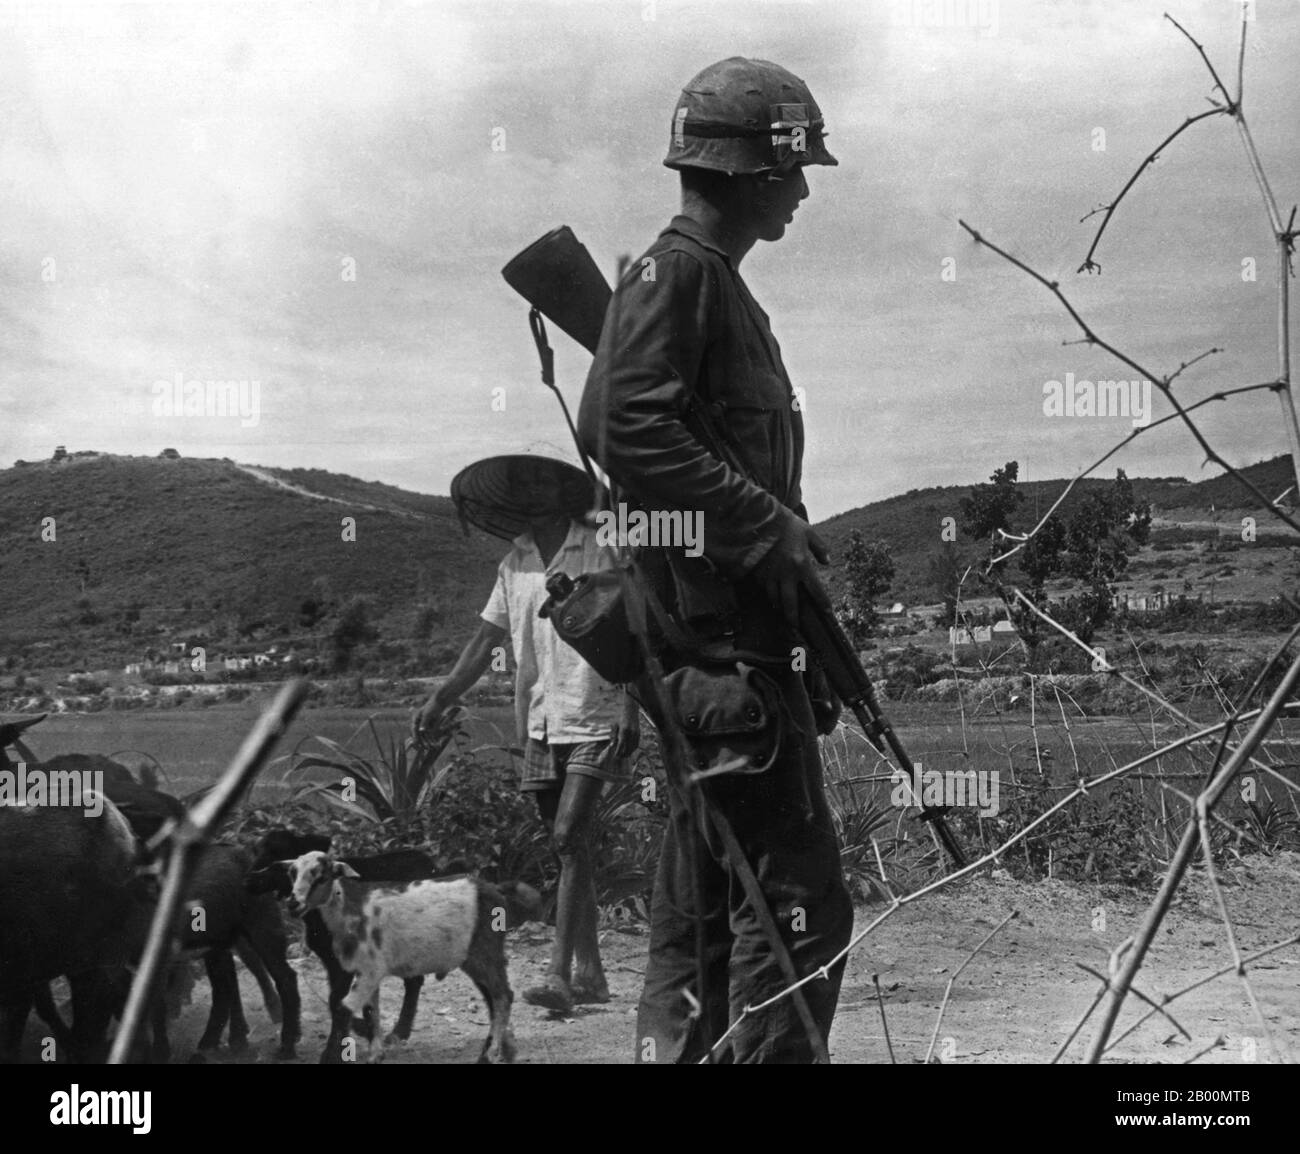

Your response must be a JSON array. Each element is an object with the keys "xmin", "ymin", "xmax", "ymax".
[{"xmin": 634, "ymin": 662, "xmax": 854, "ymax": 1064}]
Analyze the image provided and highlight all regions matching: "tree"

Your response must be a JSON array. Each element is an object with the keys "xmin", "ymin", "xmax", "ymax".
[
  {"xmin": 413, "ymin": 602, "xmax": 442, "ymax": 641},
  {"xmin": 927, "ymin": 542, "xmax": 964, "ymax": 628},
  {"xmin": 841, "ymin": 532, "xmax": 895, "ymax": 644},
  {"xmin": 960, "ymin": 461, "xmax": 1024, "ymax": 541},
  {"xmin": 1023, "ymin": 470, "xmax": 1148, "ymax": 650},
  {"xmin": 331, "ymin": 596, "xmax": 380, "ymax": 672}
]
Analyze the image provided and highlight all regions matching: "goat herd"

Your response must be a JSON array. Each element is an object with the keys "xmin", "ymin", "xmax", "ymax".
[{"xmin": 0, "ymin": 742, "xmax": 542, "ymax": 1065}]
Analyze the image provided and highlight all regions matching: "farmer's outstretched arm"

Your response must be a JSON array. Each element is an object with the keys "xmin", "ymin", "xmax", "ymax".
[{"xmin": 412, "ymin": 620, "xmax": 507, "ymax": 739}]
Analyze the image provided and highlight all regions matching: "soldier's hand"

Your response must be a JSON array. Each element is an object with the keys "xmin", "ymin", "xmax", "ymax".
[{"xmin": 750, "ymin": 516, "xmax": 832, "ymax": 627}]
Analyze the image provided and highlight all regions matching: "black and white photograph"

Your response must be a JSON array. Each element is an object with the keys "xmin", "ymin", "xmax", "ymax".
[{"xmin": 0, "ymin": 0, "xmax": 1296, "ymax": 1124}]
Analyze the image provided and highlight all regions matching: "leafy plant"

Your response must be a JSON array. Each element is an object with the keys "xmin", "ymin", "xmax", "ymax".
[{"xmin": 282, "ymin": 708, "xmax": 463, "ymax": 824}]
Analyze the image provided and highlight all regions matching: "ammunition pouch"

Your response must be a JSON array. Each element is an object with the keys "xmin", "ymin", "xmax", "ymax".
[{"xmin": 663, "ymin": 662, "xmax": 787, "ymax": 778}]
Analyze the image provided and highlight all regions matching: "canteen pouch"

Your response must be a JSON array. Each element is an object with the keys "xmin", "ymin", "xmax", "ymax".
[
  {"xmin": 539, "ymin": 569, "xmax": 645, "ymax": 685},
  {"xmin": 663, "ymin": 662, "xmax": 786, "ymax": 777}
]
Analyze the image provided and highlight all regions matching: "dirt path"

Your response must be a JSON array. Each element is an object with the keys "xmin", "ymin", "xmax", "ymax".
[{"xmin": 122, "ymin": 851, "xmax": 1299, "ymax": 1066}]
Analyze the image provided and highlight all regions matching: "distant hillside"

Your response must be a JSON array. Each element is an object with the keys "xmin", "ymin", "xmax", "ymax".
[
  {"xmin": 0, "ymin": 453, "xmax": 502, "ymax": 672},
  {"xmin": 2, "ymin": 450, "xmax": 1294, "ymax": 676},
  {"xmin": 816, "ymin": 455, "xmax": 1299, "ymax": 606}
]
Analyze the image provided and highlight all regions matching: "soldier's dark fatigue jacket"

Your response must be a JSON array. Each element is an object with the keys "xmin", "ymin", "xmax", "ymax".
[{"xmin": 578, "ymin": 214, "xmax": 854, "ymax": 1063}]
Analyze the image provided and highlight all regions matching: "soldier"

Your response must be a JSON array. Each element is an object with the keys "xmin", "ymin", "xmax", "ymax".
[
  {"xmin": 577, "ymin": 57, "xmax": 854, "ymax": 1063},
  {"xmin": 413, "ymin": 454, "xmax": 640, "ymax": 1014}
]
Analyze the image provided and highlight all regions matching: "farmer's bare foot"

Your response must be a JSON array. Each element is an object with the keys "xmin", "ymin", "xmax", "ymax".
[{"xmin": 523, "ymin": 974, "xmax": 574, "ymax": 1014}]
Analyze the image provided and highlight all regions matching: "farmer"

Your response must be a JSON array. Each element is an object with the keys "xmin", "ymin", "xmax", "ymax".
[
  {"xmin": 412, "ymin": 454, "xmax": 640, "ymax": 1014},
  {"xmin": 576, "ymin": 57, "xmax": 853, "ymax": 1063}
]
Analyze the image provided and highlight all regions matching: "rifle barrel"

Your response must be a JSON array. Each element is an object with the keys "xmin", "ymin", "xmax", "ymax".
[{"xmin": 800, "ymin": 600, "xmax": 966, "ymax": 868}]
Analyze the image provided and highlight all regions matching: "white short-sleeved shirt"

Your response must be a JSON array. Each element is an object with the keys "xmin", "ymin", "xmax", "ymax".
[{"xmin": 480, "ymin": 520, "xmax": 623, "ymax": 744}]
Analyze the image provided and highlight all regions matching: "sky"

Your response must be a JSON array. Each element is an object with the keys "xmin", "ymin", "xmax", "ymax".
[{"xmin": 1, "ymin": 0, "xmax": 1296, "ymax": 521}]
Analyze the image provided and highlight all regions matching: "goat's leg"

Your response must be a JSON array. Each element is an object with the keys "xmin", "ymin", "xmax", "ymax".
[
  {"xmin": 461, "ymin": 955, "xmax": 516, "ymax": 1065},
  {"xmin": 365, "ymin": 990, "xmax": 384, "ymax": 1064},
  {"xmin": 307, "ymin": 911, "xmax": 351, "ymax": 1064},
  {"xmin": 238, "ymin": 921, "xmax": 301, "ymax": 1060},
  {"xmin": 234, "ymin": 938, "xmax": 282, "ymax": 1024},
  {"xmin": 148, "ymin": 986, "xmax": 171, "ymax": 1064},
  {"xmin": 225, "ymin": 956, "xmax": 251, "ymax": 1052},
  {"xmin": 198, "ymin": 950, "xmax": 241, "ymax": 1051},
  {"xmin": 32, "ymin": 983, "xmax": 73, "ymax": 1054},
  {"xmin": 386, "ymin": 976, "xmax": 424, "ymax": 1043},
  {"xmin": 0, "ymin": 990, "xmax": 34, "ymax": 1063},
  {"xmin": 340, "ymin": 975, "xmax": 384, "ymax": 1064},
  {"xmin": 68, "ymin": 971, "xmax": 118, "ymax": 1064}
]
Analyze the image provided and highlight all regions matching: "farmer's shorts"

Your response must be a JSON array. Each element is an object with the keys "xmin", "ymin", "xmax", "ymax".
[{"xmin": 521, "ymin": 738, "xmax": 628, "ymax": 793}]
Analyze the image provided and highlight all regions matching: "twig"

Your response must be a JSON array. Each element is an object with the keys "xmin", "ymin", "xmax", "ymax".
[
  {"xmin": 1078, "ymin": 108, "xmax": 1229, "ymax": 273},
  {"xmin": 959, "ymin": 219, "xmax": 1300, "ymax": 537},
  {"xmin": 1183, "ymin": 1036, "xmax": 1227, "ymax": 1064},
  {"xmin": 1074, "ymin": 963, "xmax": 1192, "ymax": 1045},
  {"xmin": 1010, "ymin": 588, "xmax": 1300, "ymax": 800},
  {"xmin": 872, "ymin": 974, "xmax": 895, "ymax": 1064},
  {"xmin": 1104, "ymin": 930, "xmax": 1300, "ymax": 1053},
  {"xmin": 1084, "ymin": 649, "xmax": 1300, "ymax": 1061},
  {"xmin": 923, "ymin": 911, "xmax": 1018, "ymax": 1064},
  {"xmin": 1194, "ymin": 801, "xmax": 1292, "ymax": 1062},
  {"xmin": 988, "ymin": 382, "xmax": 1279, "ymax": 568}
]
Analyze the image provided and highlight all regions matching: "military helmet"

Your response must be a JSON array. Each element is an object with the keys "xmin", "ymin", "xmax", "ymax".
[{"xmin": 663, "ymin": 57, "xmax": 838, "ymax": 176}]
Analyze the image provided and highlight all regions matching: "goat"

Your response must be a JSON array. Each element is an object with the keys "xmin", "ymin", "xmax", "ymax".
[
  {"xmin": 285, "ymin": 850, "xmax": 540, "ymax": 1063},
  {"xmin": 25, "ymin": 756, "xmax": 300, "ymax": 1061},
  {"xmin": 0, "ymin": 791, "xmax": 149, "ymax": 1063},
  {"xmin": 247, "ymin": 829, "xmax": 467, "ymax": 1063}
]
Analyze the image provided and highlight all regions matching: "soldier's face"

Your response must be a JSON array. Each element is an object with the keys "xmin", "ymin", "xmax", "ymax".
[{"xmin": 750, "ymin": 166, "xmax": 809, "ymax": 242}]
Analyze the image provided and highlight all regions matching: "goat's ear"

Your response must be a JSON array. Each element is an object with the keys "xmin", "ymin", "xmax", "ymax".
[{"xmin": 334, "ymin": 862, "xmax": 361, "ymax": 879}]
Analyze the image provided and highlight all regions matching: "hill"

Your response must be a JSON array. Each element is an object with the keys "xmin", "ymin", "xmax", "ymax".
[
  {"xmin": 816, "ymin": 455, "xmax": 1299, "ymax": 607},
  {"xmin": 0, "ymin": 452, "xmax": 503, "ymax": 673},
  {"xmin": 2, "ymin": 450, "xmax": 1295, "ymax": 677}
]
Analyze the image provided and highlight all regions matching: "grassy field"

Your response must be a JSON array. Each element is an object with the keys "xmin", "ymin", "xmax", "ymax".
[
  {"xmin": 27, "ymin": 693, "xmax": 1299, "ymax": 839},
  {"xmin": 24, "ymin": 700, "xmax": 520, "ymax": 804}
]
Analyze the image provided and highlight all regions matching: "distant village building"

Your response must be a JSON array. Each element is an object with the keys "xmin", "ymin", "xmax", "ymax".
[
  {"xmin": 1112, "ymin": 588, "xmax": 1201, "ymax": 614},
  {"xmin": 950, "ymin": 621, "xmax": 1015, "ymax": 645}
]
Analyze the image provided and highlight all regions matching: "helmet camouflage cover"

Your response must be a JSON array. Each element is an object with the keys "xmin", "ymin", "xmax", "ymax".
[{"xmin": 663, "ymin": 56, "xmax": 838, "ymax": 176}]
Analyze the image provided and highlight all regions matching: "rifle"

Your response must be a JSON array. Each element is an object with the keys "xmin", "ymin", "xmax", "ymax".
[{"xmin": 502, "ymin": 227, "xmax": 966, "ymax": 869}]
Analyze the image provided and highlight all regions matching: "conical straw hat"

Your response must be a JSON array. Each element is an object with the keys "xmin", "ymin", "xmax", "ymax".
[{"xmin": 450, "ymin": 454, "xmax": 597, "ymax": 542}]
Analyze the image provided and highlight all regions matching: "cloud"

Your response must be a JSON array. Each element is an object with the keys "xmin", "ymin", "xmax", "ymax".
[{"xmin": 1, "ymin": 0, "xmax": 1297, "ymax": 519}]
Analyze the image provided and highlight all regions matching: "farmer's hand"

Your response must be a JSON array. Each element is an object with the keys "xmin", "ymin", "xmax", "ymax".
[
  {"xmin": 412, "ymin": 693, "xmax": 453, "ymax": 746},
  {"xmin": 610, "ymin": 688, "xmax": 641, "ymax": 758},
  {"xmin": 750, "ymin": 515, "xmax": 831, "ymax": 627},
  {"xmin": 610, "ymin": 717, "xmax": 641, "ymax": 759}
]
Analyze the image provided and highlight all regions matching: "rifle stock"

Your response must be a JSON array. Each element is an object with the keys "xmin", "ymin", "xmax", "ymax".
[{"xmin": 502, "ymin": 226, "xmax": 966, "ymax": 870}]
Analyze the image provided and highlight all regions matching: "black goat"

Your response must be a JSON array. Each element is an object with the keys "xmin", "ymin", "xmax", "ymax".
[
  {"xmin": 26, "ymin": 756, "xmax": 300, "ymax": 1061},
  {"xmin": 248, "ymin": 829, "xmax": 465, "ymax": 1063},
  {"xmin": 0, "ymin": 792, "xmax": 151, "ymax": 1063}
]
